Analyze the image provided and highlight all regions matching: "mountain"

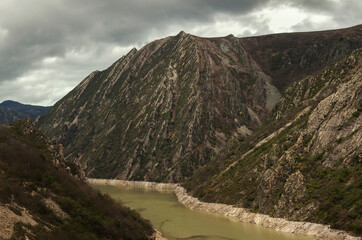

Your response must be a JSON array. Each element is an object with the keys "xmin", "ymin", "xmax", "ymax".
[
  {"xmin": 183, "ymin": 48, "xmax": 362, "ymax": 236},
  {"xmin": 240, "ymin": 25, "xmax": 362, "ymax": 91},
  {"xmin": 0, "ymin": 100, "xmax": 51, "ymax": 124},
  {"xmin": 0, "ymin": 119, "xmax": 153, "ymax": 240},
  {"xmin": 37, "ymin": 25, "xmax": 362, "ymax": 182},
  {"xmin": 0, "ymin": 107, "xmax": 27, "ymax": 125}
]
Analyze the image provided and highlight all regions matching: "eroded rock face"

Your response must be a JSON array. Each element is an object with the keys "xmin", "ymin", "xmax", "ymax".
[
  {"xmin": 42, "ymin": 198, "xmax": 70, "ymax": 220},
  {"xmin": 37, "ymin": 26, "xmax": 361, "ymax": 183}
]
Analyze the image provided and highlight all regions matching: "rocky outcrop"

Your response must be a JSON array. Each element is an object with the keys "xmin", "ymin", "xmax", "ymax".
[
  {"xmin": 274, "ymin": 171, "xmax": 309, "ymax": 220},
  {"xmin": 88, "ymin": 179, "xmax": 360, "ymax": 240},
  {"xmin": 0, "ymin": 203, "xmax": 37, "ymax": 239},
  {"xmin": 42, "ymin": 198, "xmax": 70, "ymax": 220},
  {"xmin": 152, "ymin": 229, "xmax": 168, "ymax": 240}
]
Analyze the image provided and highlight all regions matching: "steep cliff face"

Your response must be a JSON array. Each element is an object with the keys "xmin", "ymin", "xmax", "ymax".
[
  {"xmin": 183, "ymin": 49, "xmax": 362, "ymax": 236},
  {"xmin": 37, "ymin": 25, "xmax": 361, "ymax": 183},
  {"xmin": 0, "ymin": 119, "xmax": 153, "ymax": 239}
]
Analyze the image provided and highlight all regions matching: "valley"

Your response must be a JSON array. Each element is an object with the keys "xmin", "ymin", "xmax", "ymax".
[
  {"xmin": 1, "ymin": 25, "xmax": 360, "ymax": 239},
  {"xmin": 36, "ymin": 25, "xmax": 362, "ymax": 239}
]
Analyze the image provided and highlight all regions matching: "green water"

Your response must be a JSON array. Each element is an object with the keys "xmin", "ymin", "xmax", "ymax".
[{"xmin": 92, "ymin": 184, "xmax": 314, "ymax": 240}]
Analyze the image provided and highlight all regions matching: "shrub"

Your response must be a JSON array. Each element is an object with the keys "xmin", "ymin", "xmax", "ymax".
[{"xmin": 352, "ymin": 111, "xmax": 359, "ymax": 118}]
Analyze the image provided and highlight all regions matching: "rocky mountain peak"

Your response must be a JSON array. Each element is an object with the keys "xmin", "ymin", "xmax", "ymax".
[
  {"xmin": 37, "ymin": 25, "xmax": 362, "ymax": 183},
  {"xmin": 226, "ymin": 33, "xmax": 235, "ymax": 39},
  {"xmin": 176, "ymin": 30, "xmax": 187, "ymax": 37}
]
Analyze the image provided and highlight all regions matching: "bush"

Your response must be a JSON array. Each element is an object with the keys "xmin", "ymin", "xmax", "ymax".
[{"xmin": 352, "ymin": 111, "xmax": 360, "ymax": 118}]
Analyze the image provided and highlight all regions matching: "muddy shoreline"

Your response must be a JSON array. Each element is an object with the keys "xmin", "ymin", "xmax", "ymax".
[{"xmin": 87, "ymin": 179, "xmax": 360, "ymax": 240}]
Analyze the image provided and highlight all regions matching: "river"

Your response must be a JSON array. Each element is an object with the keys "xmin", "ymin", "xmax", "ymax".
[{"xmin": 92, "ymin": 183, "xmax": 314, "ymax": 240}]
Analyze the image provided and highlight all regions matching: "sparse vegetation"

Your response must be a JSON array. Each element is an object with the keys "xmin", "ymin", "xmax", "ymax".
[
  {"xmin": 0, "ymin": 120, "xmax": 153, "ymax": 239},
  {"xmin": 305, "ymin": 166, "xmax": 361, "ymax": 234},
  {"xmin": 352, "ymin": 111, "xmax": 360, "ymax": 118}
]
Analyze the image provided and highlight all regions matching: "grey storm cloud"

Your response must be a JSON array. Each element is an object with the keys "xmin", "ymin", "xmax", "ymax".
[
  {"xmin": 0, "ymin": 0, "xmax": 270, "ymax": 82},
  {"xmin": 0, "ymin": 0, "xmax": 361, "ymax": 105}
]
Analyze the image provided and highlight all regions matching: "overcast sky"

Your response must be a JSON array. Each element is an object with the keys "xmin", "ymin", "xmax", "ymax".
[{"xmin": 0, "ymin": 0, "xmax": 361, "ymax": 106}]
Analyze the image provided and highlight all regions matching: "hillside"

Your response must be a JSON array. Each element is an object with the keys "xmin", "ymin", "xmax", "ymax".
[
  {"xmin": 183, "ymin": 49, "xmax": 362, "ymax": 236},
  {"xmin": 37, "ymin": 25, "xmax": 362, "ymax": 182},
  {"xmin": 0, "ymin": 100, "xmax": 50, "ymax": 124},
  {"xmin": 0, "ymin": 119, "xmax": 153, "ymax": 239}
]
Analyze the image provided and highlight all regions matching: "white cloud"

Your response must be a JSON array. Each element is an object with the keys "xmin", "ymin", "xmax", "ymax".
[
  {"xmin": 0, "ymin": 42, "xmax": 138, "ymax": 105},
  {"xmin": 256, "ymin": 7, "xmax": 307, "ymax": 32}
]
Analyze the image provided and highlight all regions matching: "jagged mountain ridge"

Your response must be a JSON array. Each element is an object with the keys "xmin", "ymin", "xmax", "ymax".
[
  {"xmin": 37, "ymin": 25, "xmax": 362, "ymax": 182},
  {"xmin": 183, "ymin": 48, "xmax": 362, "ymax": 236},
  {"xmin": 0, "ymin": 100, "xmax": 51, "ymax": 124}
]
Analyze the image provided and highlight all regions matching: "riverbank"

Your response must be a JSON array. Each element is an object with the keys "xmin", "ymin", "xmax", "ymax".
[{"xmin": 87, "ymin": 179, "xmax": 360, "ymax": 240}]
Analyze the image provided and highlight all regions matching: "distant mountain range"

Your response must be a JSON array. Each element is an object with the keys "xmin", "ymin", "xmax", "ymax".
[{"xmin": 0, "ymin": 100, "xmax": 51, "ymax": 124}]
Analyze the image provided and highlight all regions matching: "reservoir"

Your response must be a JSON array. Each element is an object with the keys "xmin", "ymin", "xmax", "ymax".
[{"xmin": 92, "ymin": 183, "xmax": 314, "ymax": 240}]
